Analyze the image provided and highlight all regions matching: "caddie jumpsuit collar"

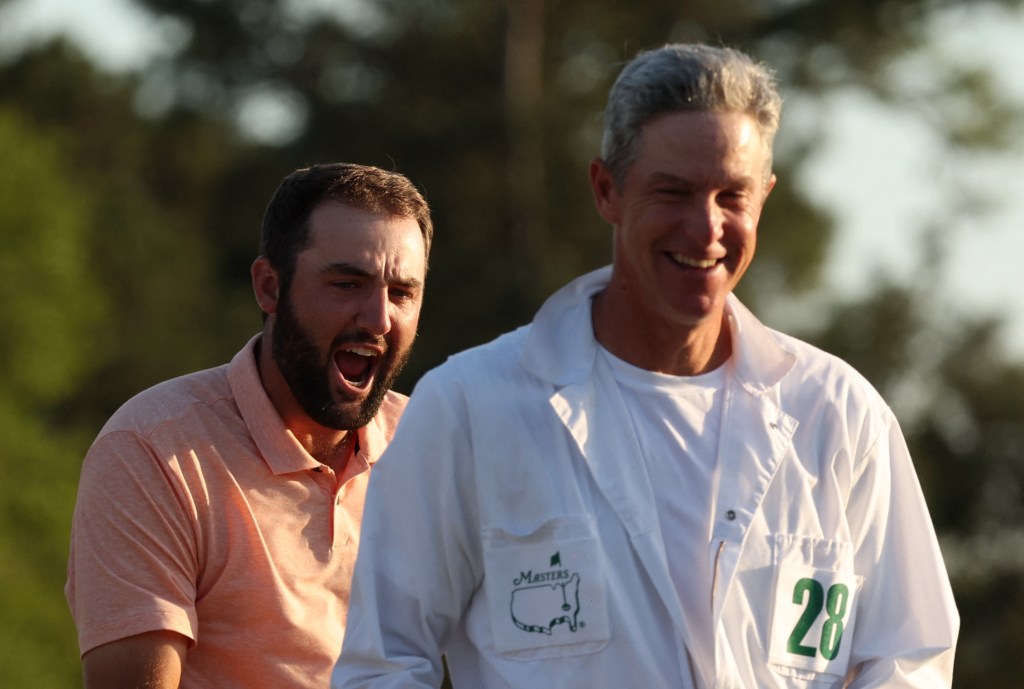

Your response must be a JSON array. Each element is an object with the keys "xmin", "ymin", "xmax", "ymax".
[{"xmin": 519, "ymin": 266, "xmax": 800, "ymax": 689}]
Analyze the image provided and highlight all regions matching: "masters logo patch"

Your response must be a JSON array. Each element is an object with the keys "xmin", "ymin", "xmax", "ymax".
[
  {"xmin": 483, "ymin": 527, "xmax": 610, "ymax": 654},
  {"xmin": 510, "ymin": 552, "xmax": 583, "ymax": 635}
]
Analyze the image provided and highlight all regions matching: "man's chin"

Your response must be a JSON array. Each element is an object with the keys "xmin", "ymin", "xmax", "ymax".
[
  {"xmin": 299, "ymin": 397, "xmax": 359, "ymax": 431},
  {"xmin": 318, "ymin": 386, "xmax": 389, "ymax": 430}
]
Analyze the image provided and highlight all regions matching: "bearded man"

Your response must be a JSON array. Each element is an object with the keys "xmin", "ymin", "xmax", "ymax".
[{"xmin": 66, "ymin": 162, "xmax": 432, "ymax": 689}]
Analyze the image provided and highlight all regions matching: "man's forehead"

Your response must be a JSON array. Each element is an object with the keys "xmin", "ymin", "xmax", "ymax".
[
  {"xmin": 631, "ymin": 113, "xmax": 770, "ymax": 176},
  {"xmin": 321, "ymin": 260, "xmax": 424, "ymax": 288},
  {"xmin": 301, "ymin": 218, "xmax": 424, "ymax": 278},
  {"xmin": 308, "ymin": 204, "xmax": 421, "ymax": 243}
]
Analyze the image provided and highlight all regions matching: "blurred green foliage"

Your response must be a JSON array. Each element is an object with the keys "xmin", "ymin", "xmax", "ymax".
[
  {"xmin": 1, "ymin": 0, "xmax": 1023, "ymax": 686},
  {"xmin": 0, "ymin": 107, "xmax": 103, "ymax": 687}
]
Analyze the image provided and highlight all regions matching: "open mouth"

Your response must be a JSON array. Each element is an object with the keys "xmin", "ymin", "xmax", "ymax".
[
  {"xmin": 334, "ymin": 345, "xmax": 382, "ymax": 391},
  {"xmin": 669, "ymin": 252, "xmax": 721, "ymax": 270}
]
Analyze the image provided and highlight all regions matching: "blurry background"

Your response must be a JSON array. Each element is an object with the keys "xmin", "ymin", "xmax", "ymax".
[{"xmin": 1, "ymin": 0, "xmax": 1023, "ymax": 686}]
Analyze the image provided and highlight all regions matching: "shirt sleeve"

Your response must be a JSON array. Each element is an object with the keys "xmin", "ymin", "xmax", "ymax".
[
  {"xmin": 332, "ymin": 370, "xmax": 482, "ymax": 689},
  {"xmin": 846, "ymin": 412, "xmax": 959, "ymax": 688},
  {"xmin": 66, "ymin": 429, "xmax": 200, "ymax": 655}
]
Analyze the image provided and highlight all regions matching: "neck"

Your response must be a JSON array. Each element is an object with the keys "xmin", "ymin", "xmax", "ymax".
[
  {"xmin": 591, "ymin": 289, "xmax": 732, "ymax": 376},
  {"xmin": 309, "ymin": 431, "xmax": 354, "ymax": 473},
  {"xmin": 254, "ymin": 335, "xmax": 356, "ymax": 473}
]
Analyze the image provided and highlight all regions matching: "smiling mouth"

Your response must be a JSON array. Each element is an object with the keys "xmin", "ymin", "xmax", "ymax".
[
  {"xmin": 669, "ymin": 252, "xmax": 720, "ymax": 269},
  {"xmin": 334, "ymin": 345, "xmax": 382, "ymax": 390}
]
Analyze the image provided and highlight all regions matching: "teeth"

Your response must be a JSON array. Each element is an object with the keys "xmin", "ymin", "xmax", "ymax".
[
  {"xmin": 345, "ymin": 346, "xmax": 376, "ymax": 357},
  {"xmin": 672, "ymin": 254, "xmax": 717, "ymax": 269}
]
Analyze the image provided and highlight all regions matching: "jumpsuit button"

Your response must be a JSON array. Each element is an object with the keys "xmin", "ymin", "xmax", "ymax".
[{"xmin": 725, "ymin": 510, "xmax": 737, "ymax": 521}]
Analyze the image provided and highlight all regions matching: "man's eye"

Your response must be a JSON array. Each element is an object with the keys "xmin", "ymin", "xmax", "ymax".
[{"xmin": 718, "ymin": 191, "xmax": 746, "ymax": 206}]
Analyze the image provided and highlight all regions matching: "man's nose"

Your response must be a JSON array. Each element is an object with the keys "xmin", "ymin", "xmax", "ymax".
[
  {"xmin": 355, "ymin": 288, "xmax": 392, "ymax": 335},
  {"xmin": 689, "ymin": 196, "xmax": 724, "ymax": 244}
]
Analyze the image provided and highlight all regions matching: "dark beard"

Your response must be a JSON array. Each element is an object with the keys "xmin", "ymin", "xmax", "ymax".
[{"xmin": 271, "ymin": 291, "xmax": 410, "ymax": 430}]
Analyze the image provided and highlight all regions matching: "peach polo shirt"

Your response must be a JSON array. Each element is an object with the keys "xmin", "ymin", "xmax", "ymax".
[{"xmin": 66, "ymin": 335, "xmax": 407, "ymax": 689}]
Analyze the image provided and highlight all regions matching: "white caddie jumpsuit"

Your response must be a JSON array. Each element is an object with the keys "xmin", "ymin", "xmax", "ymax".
[{"xmin": 334, "ymin": 267, "xmax": 958, "ymax": 689}]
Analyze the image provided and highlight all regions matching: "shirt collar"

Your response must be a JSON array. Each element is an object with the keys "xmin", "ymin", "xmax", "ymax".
[
  {"xmin": 226, "ymin": 335, "xmax": 397, "ymax": 475},
  {"xmin": 521, "ymin": 266, "xmax": 796, "ymax": 391}
]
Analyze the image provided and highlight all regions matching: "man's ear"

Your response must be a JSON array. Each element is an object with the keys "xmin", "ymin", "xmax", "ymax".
[
  {"xmin": 589, "ymin": 158, "xmax": 622, "ymax": 226},
  {"xmin": 251, "ymin": 257, "xmax": 281, "ymax": 315}
]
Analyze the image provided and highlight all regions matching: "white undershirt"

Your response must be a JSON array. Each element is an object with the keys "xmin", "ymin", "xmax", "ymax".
[{"xmin": 600, "ymin": 346, "xmax": 726, "ymax": 683}]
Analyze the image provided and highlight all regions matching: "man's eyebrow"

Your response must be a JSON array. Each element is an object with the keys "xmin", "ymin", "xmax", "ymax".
[
  {"xmin": 389, "ymin": 275, "xmax": 424, "ymax": 291},
  {"xmin": 648, "ymin": 171, "xmax": 686, "ymax": 182},
  {"xmin": 647, "ymin": 171, "xmax": 758, "ymax": 190},
  {"xmin": 322, "ymin": 262, "xmax": 423, "ymax": 290},
  {"xmin": 323, "ymin": 262, "xmax": 372, "ymax": 277},
  {"xmin": 646, "ymin": 172, "xmax": 697, "ymax": 189}
]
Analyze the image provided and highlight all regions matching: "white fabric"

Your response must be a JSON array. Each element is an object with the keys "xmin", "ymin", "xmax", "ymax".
[
  {"xmin": 600, "ymin": 346, "xmax": 725, "ymax": 685},
  {"xmin": 333, "ymin": 266, "xmax": 959, "ymax": 689}
]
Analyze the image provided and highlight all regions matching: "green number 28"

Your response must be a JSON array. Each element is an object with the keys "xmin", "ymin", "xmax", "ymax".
[{"xmin": 786, "ymin": 577, "xmax": 850, "ymax": 661}]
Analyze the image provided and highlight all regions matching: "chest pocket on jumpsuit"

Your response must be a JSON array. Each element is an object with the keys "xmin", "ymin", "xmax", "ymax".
[
  {"xmin": 482, "ymin": 513, "xmax": 611, "ymax": 660},
  {"xmin": 767, "ymin": 533, "xmax": 864, "ymax": 682}
]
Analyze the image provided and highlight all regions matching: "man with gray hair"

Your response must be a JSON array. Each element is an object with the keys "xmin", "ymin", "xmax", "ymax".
[{"xmin": 333, "ymin": 44, "xmax": 958, "ymax": 688}]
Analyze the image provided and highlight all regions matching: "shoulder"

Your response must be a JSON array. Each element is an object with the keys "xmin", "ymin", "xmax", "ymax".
[
  {"xmin": 730, "ymin": 297, "xmax": 883, "ymax": 407},
  {"xmin": 762, "ymin": 329, "xmax": 900, "ymax": 459},
  {"xmin": 425, "ymin": 325, "xmax": 533, "ymax": 388},
  {"xmin": 773, "ymin": 329, "xmax": 887, "ymax": 407},
  {"xmin": 98, "ymin": 363, "xmax": 233, "ymax": 440},
  {"xmin": 75, "ymin": 369, "xmax": 238, "ymax": 532},
  {"xmin": 730, "ymin": 297, "xmax": 891, "ymax": 420},
  {"xmin": 397, "ymin": 326, "xmax": 540, "ymax": 427}
]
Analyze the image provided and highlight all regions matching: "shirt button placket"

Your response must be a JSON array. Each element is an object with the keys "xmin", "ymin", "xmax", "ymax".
[{"xmin": 332, "ymin": 490, "xmax": 344, "ymax": 548}]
